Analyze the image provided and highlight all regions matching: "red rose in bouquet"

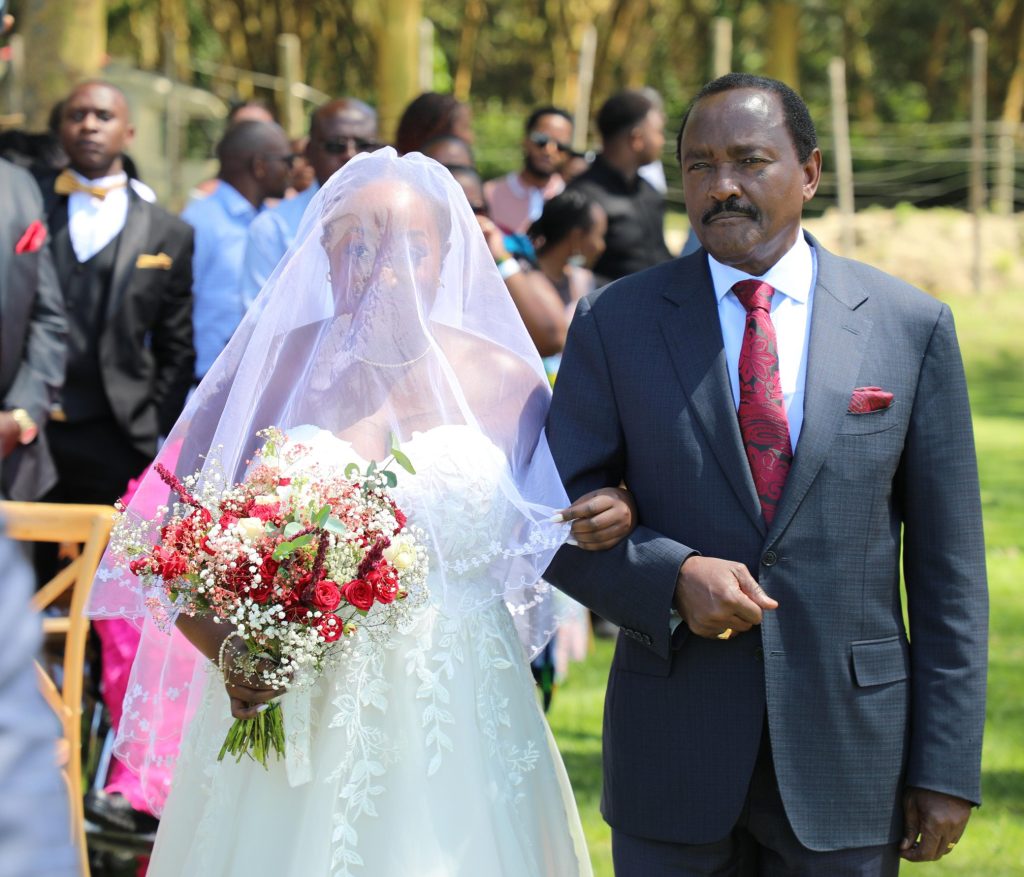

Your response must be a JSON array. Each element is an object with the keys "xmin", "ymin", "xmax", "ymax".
[
  {"xmin": 343, "ymin": 578, "xmax": 375, "ymax": 611},
  {"xmin": 113, "ymin": 425, "xmax": 429, "ymax": 768},
  {"xmin": 312, "ymin": 580, "xmax": 342, "ymax": 612}
]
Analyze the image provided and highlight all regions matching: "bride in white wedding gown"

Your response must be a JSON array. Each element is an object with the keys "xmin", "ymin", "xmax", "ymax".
[{"xmin": 90, "ymin": 149, "xmax": 632, "ymax": 875}]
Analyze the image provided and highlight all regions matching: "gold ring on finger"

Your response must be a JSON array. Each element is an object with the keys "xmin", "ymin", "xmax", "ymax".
[
  {"xmin": 946, "ymin": 842, "xmax": 956, "ymax": 853},
  {"xmin": 716, "ymin": 628, "xmax": 734, "ymax": 640}
]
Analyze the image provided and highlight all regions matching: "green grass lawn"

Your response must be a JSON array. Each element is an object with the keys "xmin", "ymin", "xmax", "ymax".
[{"xmin": 548, "ymin": 289, "xmax": 1024, "ymax": 876}]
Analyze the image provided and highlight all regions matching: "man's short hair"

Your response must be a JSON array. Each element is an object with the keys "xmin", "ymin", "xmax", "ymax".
[
  {"xmin": 676, "ymin": 73, "xmax": 818, "ymax": 163},
  {"xmin": 596, "ymin": 90, "xmax": 657, "ymax": 142},
  {"xmin": 525, "ymin": 106, "xmax": 573, "ymax": 135}
]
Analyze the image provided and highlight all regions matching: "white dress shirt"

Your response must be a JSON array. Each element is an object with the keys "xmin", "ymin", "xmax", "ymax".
[
  {"xmin": 669, "ymin": 233, "xmax": 816, "ymax": 635},
  {"xmin": 65, "ymin": 169, "xmax": 130, "ymax": 262},
  {"xmin": 707, "ymin": 232, "xmax": 817, "ymax": 449},
  {"xmin": 64, "ymin": 169, "xmax": 157, "ymax": 263}
]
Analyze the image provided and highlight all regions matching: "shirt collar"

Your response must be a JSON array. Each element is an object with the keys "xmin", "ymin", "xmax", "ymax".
[
  {"xmin": 708, "ymin": 231, "xmax": 813, "ymax": 305},
  {"xmin": 214, "ymin": 180, "xmax": 260, "ymax": 219}
]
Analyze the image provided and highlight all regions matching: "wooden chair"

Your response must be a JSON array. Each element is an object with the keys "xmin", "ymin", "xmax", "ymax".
[{"xmin": 0, "ymin": 501, "xmax": 116, "ymax": 877}]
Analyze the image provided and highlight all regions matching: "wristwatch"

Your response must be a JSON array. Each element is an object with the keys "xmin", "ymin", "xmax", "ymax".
[{"xmin": 9, "ymin": 408, "xmax": 38, "ymax": 445}]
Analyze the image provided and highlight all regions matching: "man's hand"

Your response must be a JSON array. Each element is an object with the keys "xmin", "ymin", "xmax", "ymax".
[
  {"xmin": 900, "ymin": 787, "xmax": 972, "ymax": 862},
  {"xmin": 0, "ymin": 412, "xmax": 21, "ymax": 458},
  {"xmin": 557, "ymin": 486, "xmax": 637, "ymax": 551},
  {"xmin": 673, "ymin": 555, "xmax": 778, "ymax": 638}
]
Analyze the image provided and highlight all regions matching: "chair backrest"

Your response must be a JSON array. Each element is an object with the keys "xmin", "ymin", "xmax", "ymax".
[{"xmin": 0, "ymin": 500, "xmax": 116, "ymax": 877}]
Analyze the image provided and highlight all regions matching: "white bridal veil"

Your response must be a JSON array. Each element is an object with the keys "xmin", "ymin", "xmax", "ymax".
[{"xmin": 88, "ymin": 148, "xmax": 571, "ymax": 811}]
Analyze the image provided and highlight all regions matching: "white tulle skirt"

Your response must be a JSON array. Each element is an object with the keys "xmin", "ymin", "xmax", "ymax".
[{"xmin": 147, "ymin": 600, "xmax": 592, "ymax": 876}]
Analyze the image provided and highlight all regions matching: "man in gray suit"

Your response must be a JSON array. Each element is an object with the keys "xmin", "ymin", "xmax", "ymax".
[
  {"xmin": 0, "ymin": 529, "xmax": 77, "ymax": 876},
  {"xmin": 0, "ymin": 157, "xmax": 66, "ymax": 501},
  {"xmin": 545, "ymin": 74, "xmax": 987, "ymax": 874}
]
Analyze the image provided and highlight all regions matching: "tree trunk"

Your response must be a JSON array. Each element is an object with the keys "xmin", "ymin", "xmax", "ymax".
[
  {"xmin": 453, "ymin": 0, "xmax": 484, "ymax": 102},
  {"xmin": 19, "ymin": 0, "xmax": 107, "ymax": 129},
  {"xmin": 765, "ymin": 1, "xmax": 799, "ymax": 90},
  {"xmin": 1001, "ymin": 1, "xmax": 1024, "ymax": 126},
  {"xmin": 376, "ymin": 0, "xmax": 422, "ymax": 143}
]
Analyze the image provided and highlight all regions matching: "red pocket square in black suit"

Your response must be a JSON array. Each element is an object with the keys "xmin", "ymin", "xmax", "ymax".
[
  {"xmin": 14, "ymin": 219, "xmax": 47, "ymax": 254},
  {"xmin": 849, "ymin": 386, "xmax": 894, "ymax": 414}
]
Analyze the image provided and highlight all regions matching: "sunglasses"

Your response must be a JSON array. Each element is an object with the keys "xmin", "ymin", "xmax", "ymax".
[
  {"xmin": 321, "ymin": 138, "xmax": 382, "ymax": 155},
  {"xmin": 528, "ymin": 131, "xmax": 573, "ymax": 152},
  {"xmin": 264, "ymin": 153, "xmax": 298, "ymax": 168}
]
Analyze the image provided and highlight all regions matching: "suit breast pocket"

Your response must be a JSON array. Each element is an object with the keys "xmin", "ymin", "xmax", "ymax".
[{"xmin": 837, "ymin": 404, "xmax": 900, "ymax": 436}]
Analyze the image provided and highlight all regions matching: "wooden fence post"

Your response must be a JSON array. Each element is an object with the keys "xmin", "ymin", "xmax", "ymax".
[
  {"xmin": 993, "ymin": 121, "xmax": 1015, "ymax": 215},
  {"xmin": 419, "ymin": 19, "xmax": 435, "ymax": 93},
  {"xmin": 828, "ymin": 57, "xmax": 856, "ymax": 255},
  {"xmin": 277, "ymin": 34, "xmax": 304, "ymax": 139},
  {"xmin": 970, "ymin": 28, "xmax": 987, "ymax": 295},
  {"xmin": 712, "ymin": 18, "xmax": 732, "ymax": 78},
  {"xmin": 573, "ymin": 24, "xmax": 598, "ymax": 153}
]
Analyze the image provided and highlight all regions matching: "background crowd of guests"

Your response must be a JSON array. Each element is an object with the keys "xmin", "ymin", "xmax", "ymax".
[{"xmin": 0, "ymin": 78, "xmax": 678, "ymax": 868}]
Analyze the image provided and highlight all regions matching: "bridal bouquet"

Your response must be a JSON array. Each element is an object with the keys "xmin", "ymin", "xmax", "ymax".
[{"xmin": 111, "ymin": 426, "xmax": 429, "ymax": 767}]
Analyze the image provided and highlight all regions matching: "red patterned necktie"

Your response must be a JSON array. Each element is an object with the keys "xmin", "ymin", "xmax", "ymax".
[{"xmin": 733, "ymin": 280, "xmax": 793, "ymax": 525}]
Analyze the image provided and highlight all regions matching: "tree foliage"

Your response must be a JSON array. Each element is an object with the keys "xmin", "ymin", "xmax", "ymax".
[{"xmin": 22, "ymin": 0, "xmax": 1023, "ymax": 132}]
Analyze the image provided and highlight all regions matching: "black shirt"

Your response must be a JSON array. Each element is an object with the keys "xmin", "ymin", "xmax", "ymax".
[{"xmin": 568, "ymin": 155, "xmax": 673, "ymax": 284}]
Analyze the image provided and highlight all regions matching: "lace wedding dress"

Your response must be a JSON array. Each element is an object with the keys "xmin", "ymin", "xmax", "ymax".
[{"xmin": 147, "ymin": 425, "xmax": 592, "ymax": 877}]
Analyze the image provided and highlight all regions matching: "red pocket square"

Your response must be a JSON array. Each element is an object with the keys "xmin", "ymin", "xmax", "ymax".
[
  {"xmin": 849, "ymin": 386, "xmax": 894, "ymax": 414},
  {"xmin": 14, "ymin": 220, "xmax": 47, "ymax": 254}
]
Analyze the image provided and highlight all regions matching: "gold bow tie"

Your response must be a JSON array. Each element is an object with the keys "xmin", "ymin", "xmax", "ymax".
[{"xmin": 54, "ymin": 169, "xmax": 127, "ymax": 200}]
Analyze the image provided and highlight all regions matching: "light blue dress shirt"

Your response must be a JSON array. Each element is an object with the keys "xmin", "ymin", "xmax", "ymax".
[
  {"xmin": 181, "ymin": 181, "xmax": 259, "ymax": 379},
  {"xmin": 240, "ymin": 182, "xmax": 320, "ymax": 310}
]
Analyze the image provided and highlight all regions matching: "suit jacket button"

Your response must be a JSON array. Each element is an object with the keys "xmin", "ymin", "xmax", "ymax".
[{"xmin": 762, "ymin": 550, "xmax": 778, "ymax": 567}]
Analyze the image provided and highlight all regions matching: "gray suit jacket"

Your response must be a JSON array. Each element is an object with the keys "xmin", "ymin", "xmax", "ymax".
[
  {"xmin": 0, "ymin": 531, "xmax": 77, "ymax": 876},
  {"xmin": 0, "ymin": 159, "xmax": 66, "ymax": 500},
  {"xmin": 544, "ymin": 235, "xmax": 988, "ymax": 851}
]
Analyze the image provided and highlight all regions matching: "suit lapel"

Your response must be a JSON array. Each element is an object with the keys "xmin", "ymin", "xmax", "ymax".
[
  {"xmin": 659, "ymin": 256, "xmax": 765, "ymax": 535},
  {"xmin": 767, "ymin": 239, "xmax": 872, "ymax": 541},
  {"xmin": 106, "ymin": 192, "xmax": 150, "ymax": 323}
]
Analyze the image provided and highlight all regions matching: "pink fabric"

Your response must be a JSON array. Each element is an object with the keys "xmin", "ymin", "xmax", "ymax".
[
  {"xmin": 483, "ymin": 171, "xmax": 565, "ymax": 234},
  {"xmin": 99, "ymin": 449, "xmax": 197, "ymax": 816},
  {"xmin": 97, "ymin": 617, "xmax": 151, "ymax": 812}
]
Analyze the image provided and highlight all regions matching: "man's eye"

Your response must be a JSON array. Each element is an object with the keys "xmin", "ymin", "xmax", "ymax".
[{"xmin": 687, "ymin": 162, "xmax": 709, "ymax": 171}]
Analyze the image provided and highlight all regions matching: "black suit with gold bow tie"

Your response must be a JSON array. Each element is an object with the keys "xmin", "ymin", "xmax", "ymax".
[{"xmin": 37, "ymin": 171, "xmax": 195, "ymax": 504}]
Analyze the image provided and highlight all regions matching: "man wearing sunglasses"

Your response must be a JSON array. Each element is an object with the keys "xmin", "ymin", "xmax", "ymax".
[
  {"xmin": 484, "ymin": 106, "xmax": 574, "ymax": 236},
  {"xmin": 182, "ymin": 119, "xmax": 292, "ymax": 381},
  {"xmin": 241, "ymin": 98, "xmax": 378, "ymax": 310}
]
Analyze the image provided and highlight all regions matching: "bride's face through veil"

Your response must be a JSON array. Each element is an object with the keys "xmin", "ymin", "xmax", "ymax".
[
  {"xmin": 312, "ymin": 172, "xmax": 467, "ymax": 454},
  {"xmin": 320, "ymin": 178, "xmax": 451, "ymax": 363}
]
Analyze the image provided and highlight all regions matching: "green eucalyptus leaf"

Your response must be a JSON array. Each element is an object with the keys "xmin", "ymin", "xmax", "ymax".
[
  {"xmin": 283, "ymin": 521, "xmax": 303, "ymax": 538},
  {"xmin": 271, "ymin": 533, "xmax": 314, "ymax": 561},
  {"xmin": 324, "ymin": 516, "xmax": 348, "ymax": 536},
  {"xmin": 390, "ymin": 447, "xmax": 415, "ymax": 475},
  {"xmin": 366, "ymin": 460, "xmax": 377, "ymax": 478},
  {"xmin": 314, "ymin": 504, "xmax": 330, "ymax": 528},
  {"xmin": 344, "ymin": 462, "xmax": 361, "ymax": 479},
  {"xmin": 382, "ymin": 469, "xmax": 398, "ymax": 488}
]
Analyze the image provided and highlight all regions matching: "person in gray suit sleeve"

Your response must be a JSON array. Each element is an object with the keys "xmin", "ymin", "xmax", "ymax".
[
  {"xmin": 0, "ymin": 157, "xmax": 66, "ymax": 500},
  {"xmin": 545, "ymin": 74, "xmax": 987, "ymax": 875},
  {"xmin": 0, "ymin": 529, "xmax": 77, "ymax": 876}
]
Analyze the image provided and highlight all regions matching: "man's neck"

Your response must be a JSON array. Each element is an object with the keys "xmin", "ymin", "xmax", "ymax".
[
  {"xmin": 219, "ymin": 172, "xmax": 262, "ymax": 209},
  {"xmin": 519, "ymin": 166, "xmax": 553, "ymax": 190},
  {"xmin": 72, "ymin": 160, "xmax": 124, "ymax": 182},
  {"xmin": 598, "ymin": 146, "xmax": 638, "ymax": 183}
]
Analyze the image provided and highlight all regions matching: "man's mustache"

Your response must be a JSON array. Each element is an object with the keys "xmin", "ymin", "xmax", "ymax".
[{"xmin": 702, "ymin": 198, "xmax": 759, "ymax": 224}]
